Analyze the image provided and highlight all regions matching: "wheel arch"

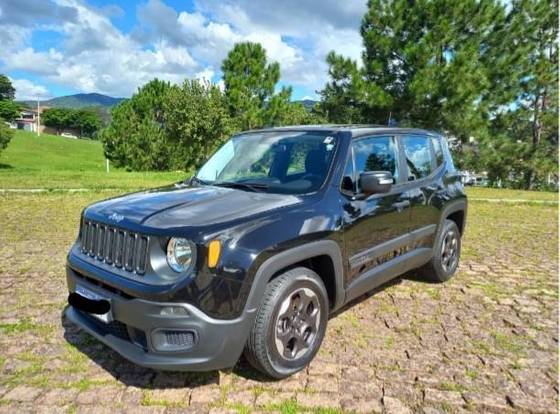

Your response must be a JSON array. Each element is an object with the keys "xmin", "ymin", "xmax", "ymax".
[
  {"xmin": 440, "ymin": 199, "xmax": 467, "ymax": 235},
  {"xmin": 244, "ymin": 240, "xmax": 345, "ymax": 315}
]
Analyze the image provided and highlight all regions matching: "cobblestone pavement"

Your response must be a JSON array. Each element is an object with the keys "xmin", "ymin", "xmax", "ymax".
[{"xmin": 0, "ymin": 194, "xmax": 557, "ymax": 413}]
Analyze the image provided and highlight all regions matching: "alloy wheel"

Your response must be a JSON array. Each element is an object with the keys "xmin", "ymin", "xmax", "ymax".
[
  {"xmin": 441, "ymin": 229, "xmax": 459, "ymax": 273},
  {"xmin": 274, "ymin": 287, "xmax": 321, "ymax": 360}
]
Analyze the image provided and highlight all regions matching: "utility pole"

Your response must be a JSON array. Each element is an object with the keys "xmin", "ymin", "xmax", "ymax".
[{"xmin": 37, "ymin": 99, "xmax": 40, "ymax": 137}]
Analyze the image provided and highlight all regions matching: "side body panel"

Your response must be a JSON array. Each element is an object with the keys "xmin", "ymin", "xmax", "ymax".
[{"xmin": 341, "ymin": 133, "xmax": 466, "ymax": 303}]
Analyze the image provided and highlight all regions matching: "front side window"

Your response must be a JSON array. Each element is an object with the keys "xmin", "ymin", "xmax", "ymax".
[
  {"xmin": 352, "ymin": 136, "xmax": 398, "ymax": 192},
  {"xmin": 196, "ymin": 131, "xmax": 338, "ymax": 194},
  {"xmin": 402, "ymin": 135, "xmax": 433, "ymax": 181}
]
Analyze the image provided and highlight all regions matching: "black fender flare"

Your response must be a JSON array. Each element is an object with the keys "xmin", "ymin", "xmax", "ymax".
[
  {"xmin": 243, "ymin": 240, "xmax": 345, "ymax": 314},
  {"xmin": 438, "ymin": 198, "xmax": 467, "ymax": 237}
]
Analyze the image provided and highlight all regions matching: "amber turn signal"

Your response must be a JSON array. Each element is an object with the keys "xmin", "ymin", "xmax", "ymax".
[{"xmin": 207, "ymin": 240, "xmax": 221, "ymax": 268}]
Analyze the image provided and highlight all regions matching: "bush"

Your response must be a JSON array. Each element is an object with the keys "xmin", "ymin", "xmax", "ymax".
[
  {"xmin": 0, "ymin": 122, "xmax": 14, "ymax": 155},
  {"xmin": 101, "ymin": 79, "xmax": 235, "ymax": 172}
]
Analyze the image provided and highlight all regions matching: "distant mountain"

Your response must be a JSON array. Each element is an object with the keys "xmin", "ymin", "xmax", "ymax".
[
  {"xmin": 19, "ymin": 93, "xmax": 125, "ymax": 109},
  {"xmin": 295, "ymin": 99, "xmax": 319, "ymax": 110}
]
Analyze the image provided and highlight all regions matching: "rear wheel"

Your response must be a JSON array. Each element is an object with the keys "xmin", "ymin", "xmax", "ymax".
[
  {"xmin": 244, "ymin": 267, "xmax": 328, "ymax": 379},
  {"xmin": 421, "ymin": 219, "xmax": 461, "ymax": 282}
]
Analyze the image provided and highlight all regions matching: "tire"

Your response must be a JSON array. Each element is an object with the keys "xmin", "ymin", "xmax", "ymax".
[
  {"xmin": 244, "ymin": 267, "xmax": 329, "ymax": 379},
  {"xmin": 421, "ymin": 219, "xmax": 462, "ymax": 283}
]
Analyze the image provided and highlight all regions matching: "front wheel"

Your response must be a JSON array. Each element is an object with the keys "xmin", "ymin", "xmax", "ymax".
[
  {"xmin": 421, "ymin": 219, "xmax": 462, "ymax": 282},
  {"xmin": 244, "ymin": 267, "xmax": 328, "ymax": 379}
]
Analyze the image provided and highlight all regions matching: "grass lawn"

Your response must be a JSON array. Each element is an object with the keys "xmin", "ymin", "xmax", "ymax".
[
  {"xmin": 0, "ymin": 130, "xmax": 186, "ymax": 190},
  {"xmin": 465, "ymin": 186, "xmax": 558, "ymax": 201}
]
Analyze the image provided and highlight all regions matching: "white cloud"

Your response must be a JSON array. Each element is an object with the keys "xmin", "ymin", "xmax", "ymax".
[
  {"xmin": 3, "ymin": 48, "xmax": 63, "ymax": 76},
  {"xmin": 1, "ymin": 0, "xmax": 202, "ymax": 96},
  {"xmin": 0, "ymin": 24, "xmax": 30, "ymax": 50},
  {"xmin": 191, "ymin": 0, "xmax": 365, "ymax": 93},
  {"xmin": 0, "ymin": 0, "xmax": 367, "ymax": 98},
  {"xmin": 11, "ymin": 78, "xmax": 52, "ymax": 100}
]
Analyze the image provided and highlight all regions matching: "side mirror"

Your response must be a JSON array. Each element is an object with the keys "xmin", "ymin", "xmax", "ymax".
[{"xmin": 360, "ymin": 171, "xmax": 393, "ymax": 195}]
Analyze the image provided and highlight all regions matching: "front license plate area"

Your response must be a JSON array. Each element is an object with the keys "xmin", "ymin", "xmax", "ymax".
[{"xmin": 75, "ymin": 284, "xmax": 113, "ymax": 323}]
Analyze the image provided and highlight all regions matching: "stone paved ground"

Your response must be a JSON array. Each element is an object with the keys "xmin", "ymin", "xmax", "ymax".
[{"xmin": 0, "ymin": 193, "xmax": 557, "ymax": 413}]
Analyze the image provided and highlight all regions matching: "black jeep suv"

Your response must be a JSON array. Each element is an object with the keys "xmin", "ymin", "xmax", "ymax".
[{"xmin": 65, "ymin": 125, "xmax": 467, "ymax": 378}]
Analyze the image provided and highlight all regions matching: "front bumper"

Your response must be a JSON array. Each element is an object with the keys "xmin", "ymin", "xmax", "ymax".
[{"xmin": 65, "ymin": 266, "xmax": 255, "ymax": 371}]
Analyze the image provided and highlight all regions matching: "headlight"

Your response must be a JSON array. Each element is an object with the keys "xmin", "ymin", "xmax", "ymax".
[{"xmin": 166, "ymin": 238, "xmax": 194, "ymax": 273}]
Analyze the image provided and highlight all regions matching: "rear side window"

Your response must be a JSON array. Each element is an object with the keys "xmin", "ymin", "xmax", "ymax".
[
  {"xmin": 353, "ymin": 136, "xmax": 399, "ymax": 191},
  {"xmin": 402, "ymin": 135, "xmax": 433, "ymax": 181},
  {"xmin": 431, "ymin": 137, "xmax": 444, "ymax": 166}
]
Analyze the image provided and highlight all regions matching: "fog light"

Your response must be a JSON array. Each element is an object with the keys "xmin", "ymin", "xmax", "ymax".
[
  {"xmin": 151, "ymin": 329, "xmax": 197, "ymax": 351},
  {"xmin": 160, "ymin": 306, "xmax": 189, "ymax": 317}
]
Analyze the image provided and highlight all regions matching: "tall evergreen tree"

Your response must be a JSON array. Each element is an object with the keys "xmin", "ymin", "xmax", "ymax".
[
  {"xmin": 478, "ymin": 0, "xmax": 558, "ymax": 188},
  {"xmin": 321, "ymin": 0, "xmax": 505, "ymax": 141},
  {"xmin": 221, "ymin": 42, "xmax": 292, "ymax": 130},
  {"xmin": 320, "ymin": 0, "xmax": 558, "ymax": 189}
]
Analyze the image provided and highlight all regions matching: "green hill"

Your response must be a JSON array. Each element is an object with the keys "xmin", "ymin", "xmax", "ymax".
[
  {"xmin": 18, "ymin": 93, "xmax": 124, "ymax": 109},
  {"xmin": 0, "ymin": 131, "xmax": 185, "ymax": 190}
]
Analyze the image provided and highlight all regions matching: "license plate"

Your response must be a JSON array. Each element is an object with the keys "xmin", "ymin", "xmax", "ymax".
[{"xmin": 75, "ymin": 284, "xmax": 112, "ymax": 323}]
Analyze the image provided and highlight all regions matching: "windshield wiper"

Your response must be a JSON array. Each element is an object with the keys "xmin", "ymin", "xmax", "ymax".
[
  {"xmin": 189, "ymin": 176, "xmax": 209, "ymax": 186},
  {"xmin": 213, "ymin": 181, "xmax": 269, "ymax": 192}
]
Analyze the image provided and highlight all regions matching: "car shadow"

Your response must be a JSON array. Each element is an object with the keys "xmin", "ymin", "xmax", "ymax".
[{"xmin": 61, "ymin": 269, "xmax": 435, "ymax": 388}]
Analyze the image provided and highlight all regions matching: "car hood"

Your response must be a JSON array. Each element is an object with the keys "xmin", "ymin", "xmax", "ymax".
[{"xmin": 84, "ymin": 184, "xmax": 303, "ymax": 229}]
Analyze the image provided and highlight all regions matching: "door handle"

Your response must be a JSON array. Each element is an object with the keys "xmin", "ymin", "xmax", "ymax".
[{"xmin": 393, "ymin": 200, "xmax": 410, "ymax": 211}]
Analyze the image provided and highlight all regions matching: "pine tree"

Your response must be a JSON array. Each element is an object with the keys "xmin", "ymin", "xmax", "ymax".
[
  {"xmin": 320, "ymin": 0, "xmax": 558, "ymax": 189},
  {"xmin": 322, "ymin": 0, "xmax": 505, "ymax": 140},
  {"xmin": 221, "ymin": 42, "xmax": 291, "ymax": 130},
  {"xmin": 480, "ymin": 0, "xmax": 558, "ymax": 188}
]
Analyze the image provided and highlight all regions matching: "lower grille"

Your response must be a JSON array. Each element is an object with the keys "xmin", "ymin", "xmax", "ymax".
[
  {"xmin": 80, "ymin": 219, "xmax": 149, "ymax": 275},
  {"xmin": 81, "ymin": 312, "xmax": 130, "ymax": 341}
]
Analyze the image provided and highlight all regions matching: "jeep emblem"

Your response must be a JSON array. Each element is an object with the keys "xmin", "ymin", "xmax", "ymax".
[{"xmin": 108, "ymin": 213, "xmax": 124, "ymax": 223}]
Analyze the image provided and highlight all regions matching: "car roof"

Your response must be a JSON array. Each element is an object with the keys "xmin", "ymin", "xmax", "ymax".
[{"xmin": 243, "ymin": 124, "xmax": 441, "ymax": 138}]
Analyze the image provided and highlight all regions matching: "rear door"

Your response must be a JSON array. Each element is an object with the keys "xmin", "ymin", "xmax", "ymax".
[{"xmin": 400, "ymin": 134, "xmax": 441, "ymax": 245}]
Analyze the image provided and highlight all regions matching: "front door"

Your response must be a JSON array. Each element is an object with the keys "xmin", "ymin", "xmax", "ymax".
[{"xmin": 341, "ymin": 135, "xmax": 410, "ymax": 295}]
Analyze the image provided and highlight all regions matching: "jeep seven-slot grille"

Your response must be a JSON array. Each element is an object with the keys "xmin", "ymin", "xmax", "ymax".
[{"xmin": 80, "ymin": 219, "xmax": 149, "ymax": 275}]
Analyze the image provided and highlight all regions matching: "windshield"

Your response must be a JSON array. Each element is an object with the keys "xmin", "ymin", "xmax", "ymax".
[{"xmin": 196, "ymin": 131, "xmax": 338, "ymax": 194}]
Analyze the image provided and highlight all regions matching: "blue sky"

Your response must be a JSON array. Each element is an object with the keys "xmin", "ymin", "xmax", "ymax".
[{"xmin": 0, "ymin": 0, "xmax": 366, "ymax": 101}]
